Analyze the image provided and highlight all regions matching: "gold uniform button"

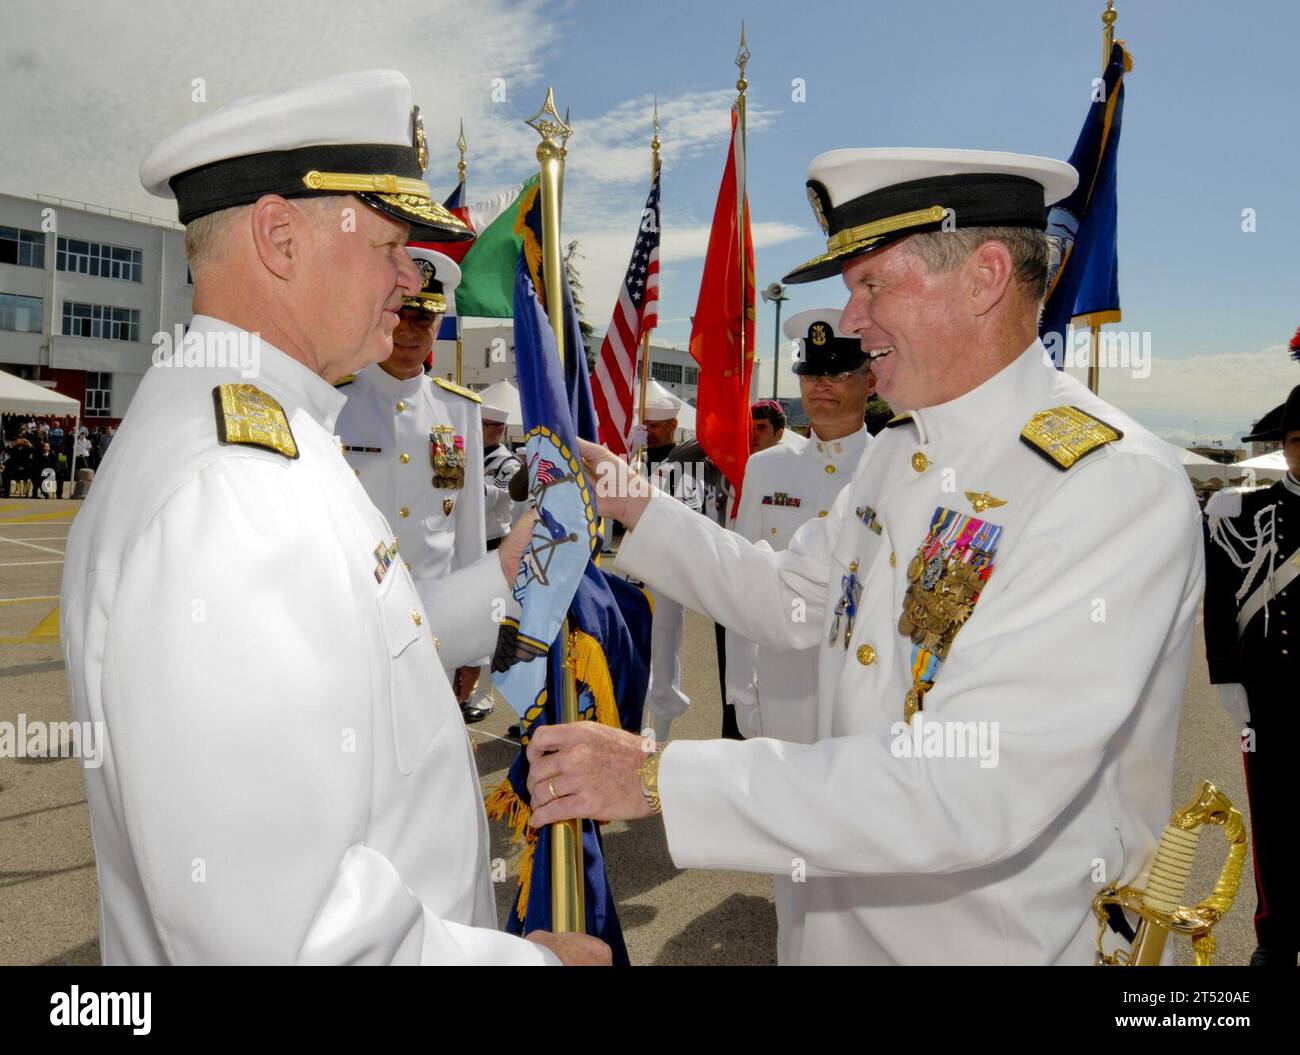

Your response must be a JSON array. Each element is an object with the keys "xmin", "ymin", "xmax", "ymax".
[
  {"xmin": 396, "ymin": 401, "xmax": 406, "ymax": 412},
  {"xmin": 911, "ymin": 451, "xmax": 928, "ymax": 473},
  {"xmin": 399, "ymin": 506, "xmax": 410, "ymax": 518},
  {"xmin": 771, "ymin": 527, "xmax": 778, "ymax": 536},
  {"xmin": 411, "ymin": 610, "xmax": 423, "ymax": 626},
  {"xmin": 856, "ymin": 644, "xmax": 877, "ymax": 666},
  {"xmin": 889, "ymin": 551, "xmax": 896, "ymax": 567},
  {"xmin": 817, "ymin": 510, "xmax": 828, "ymax": 518},
  {"xmin": 825, "ymin": 464, "xmax": 836, "ymax": 475},
  {"xmin": 404, "ymin": 561, "xmax": 412, "ymax": 570},
  {"xmin": 400, "ymin": 452, "xmax": 410, "ymax": 464}
]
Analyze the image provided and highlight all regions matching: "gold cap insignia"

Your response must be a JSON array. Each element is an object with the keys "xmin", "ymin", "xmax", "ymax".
[
  {"xmin": 806, "ymin": 182, "xmax": 831, "ymax": 235},
  {"xmin": 810, "ymin": 323, "xmax": 829, "ymax": 346},
  {"xmin": 415, "ymin": 257, "xmax": 435, "ymax": 292},
  {"xmin": 412, "ymin": 105, "xmax": 428, "ymax": 172}
]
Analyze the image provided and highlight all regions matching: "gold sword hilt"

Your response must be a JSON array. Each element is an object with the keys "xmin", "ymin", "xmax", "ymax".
[{"xmin": 1092, "ymin": 780, "xmax": 1248, "ymax": 966}]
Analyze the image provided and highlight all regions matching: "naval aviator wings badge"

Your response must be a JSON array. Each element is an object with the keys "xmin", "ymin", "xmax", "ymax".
[{"xmin": 897, "ymin": 507, "xmax": 1003, "ymax": 722}]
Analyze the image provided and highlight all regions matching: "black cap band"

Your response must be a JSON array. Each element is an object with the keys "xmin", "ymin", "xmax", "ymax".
[{"xmin": 169, "ymin": 143, "xmax": 421, "ymax": 224}]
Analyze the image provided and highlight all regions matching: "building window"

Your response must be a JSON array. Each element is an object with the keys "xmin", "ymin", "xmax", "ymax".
[
  {"xmin": 61, "ymin": 302, "xmax": 140, "ymax": 341},
  {"xmin": 468, "ymin": 382, "xmax": 488, "ymax": 392},
  {"xmin": 0, "ymin": 226, "xmax": 45, "ymax": 268},
  {"xmin": 684, "ymin": 366, "xmax": 699, "ymax": 385},
  {"xmin": 0, "ymin": 292, "xmax": 43, "ymax": 332},
  {"xmin": 85, "ymin": 371, "xmax": 112, "ymax": 418},
  {"xmin": 56, "ymin": 237, "xmax": 143, "ymax": 282},
  {"xmin": 651, "ymin": 361, "xmax": 683, "ymax": 384}
]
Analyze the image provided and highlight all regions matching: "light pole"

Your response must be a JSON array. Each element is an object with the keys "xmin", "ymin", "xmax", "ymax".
[{"xmin": 760, "ymin": 281, "xmax": 789, "ymax": 399}]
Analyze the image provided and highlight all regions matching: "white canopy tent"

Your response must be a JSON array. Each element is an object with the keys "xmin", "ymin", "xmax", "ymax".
[
  {"xmin": 1230, "ymin": 450, "xmax": 1289, "ymax": 483},
  {"xmin": 0, "ymin": 370, "xmax": 80, "ymax": 416},
  {"xmin": 0, "ymin": 370, "xmax": 83, "ymax": 497},
  {"xmin": 1173, "ymin": 446, "xmax": 1230, "ymax": 485}
]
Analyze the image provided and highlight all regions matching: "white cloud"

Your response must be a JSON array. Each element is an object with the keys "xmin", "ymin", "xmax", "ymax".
[{"xmin": 1064, "ymin": 344, "xmax": 1298, "ymax": 445}]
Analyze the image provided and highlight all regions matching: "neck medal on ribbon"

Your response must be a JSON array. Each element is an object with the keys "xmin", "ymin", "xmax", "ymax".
[
  {"xmin": 897, "ymin": 507, "xmax": 1003, "ymax": 723},
  {"xmin": 430, "ymin": 425, "xmax": 465, "ymax": 489}
]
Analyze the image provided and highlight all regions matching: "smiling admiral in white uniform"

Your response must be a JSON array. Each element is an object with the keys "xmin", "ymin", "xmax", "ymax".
[{"xmin": 522, "ymin": 148, "xmax": 1203, "ymax": 966}]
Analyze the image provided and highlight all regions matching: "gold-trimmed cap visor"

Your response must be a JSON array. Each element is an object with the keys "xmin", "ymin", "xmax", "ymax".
[
  {"xmin": 400, "ymin": 291, "xmax": 448, "ymax": 315},
  {"xmin": 164, "ymin": 142, "xmax": 472, "ymax": 242},
  {"xmin": 782, "ymin": 149, "xmax": 1078, "ymax": 285}
]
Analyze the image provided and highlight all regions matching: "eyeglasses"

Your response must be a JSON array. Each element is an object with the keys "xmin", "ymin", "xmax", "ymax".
[{"xmin": 801, "ymin": 369, "xmax": 870, "ymax": 384}]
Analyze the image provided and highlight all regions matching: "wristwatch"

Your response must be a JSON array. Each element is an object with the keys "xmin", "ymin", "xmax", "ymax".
[{"xmin": 638, "ymin": 744, "xmax": 665, "ymax": 815}]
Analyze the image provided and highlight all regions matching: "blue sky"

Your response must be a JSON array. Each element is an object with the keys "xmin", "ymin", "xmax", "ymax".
[{"xmin": 3, "ymin": 0, "xmax": 1298, "ymax": 441}]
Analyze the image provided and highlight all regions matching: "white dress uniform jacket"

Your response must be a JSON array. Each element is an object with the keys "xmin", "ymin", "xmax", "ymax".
[
  {"xmin": 336, "ymin": 364, "xmax": 486, "ymax": 664},
  {"xmin": 484, "ymin": 442, "xmax": 525, "ymax": 543},
  {"xmin": 60, "ymin": 316, "xmax": 552, "ymax": 964},
  {"xmin": 726, "ymin": 425, "xmax": 870, "ymax": 743},
  {"xmin": 617, "ymin": 341, "xmax": 1203, "ymax": 965}
]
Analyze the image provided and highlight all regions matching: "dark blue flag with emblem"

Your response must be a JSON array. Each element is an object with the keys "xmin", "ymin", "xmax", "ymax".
[
  {"xmin": 485, "ymin": 184, "xmax": 652, "ymax": 965},
  {"xmin": 1040, "ymin": 42, "xmax": 1130, "ymax": 357}
]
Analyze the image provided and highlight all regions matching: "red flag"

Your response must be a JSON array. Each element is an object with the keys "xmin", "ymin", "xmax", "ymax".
[{"xmin": 689, "ymin": 105, "xmax": 754, "ymax": 512}]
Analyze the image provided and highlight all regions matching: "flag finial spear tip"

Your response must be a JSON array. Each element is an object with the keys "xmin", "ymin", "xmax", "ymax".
[
  {"xmin": 526, "ymin": 87, "xmax": 573, "ymax": 145},
  {"xmin": 736, "ymin": 19, "xmax": 750, "ymax": 90}
]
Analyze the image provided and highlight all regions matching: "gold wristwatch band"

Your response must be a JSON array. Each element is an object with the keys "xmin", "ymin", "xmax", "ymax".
[{"xmin": 639, "ymin": 745, "xmax": 665, "ymax": 815}]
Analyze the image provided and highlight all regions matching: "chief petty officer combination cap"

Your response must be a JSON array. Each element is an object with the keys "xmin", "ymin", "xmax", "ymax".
[
  {"xmin": 783, "ymin": 147, "xmax": 1079, "ymax": 285},
  {"xmin": 140, "ymin": 69, "xmax": 471, "ymax": 242},
  {"xmin": 404, "ymin": 247, "xmax": 461, "ymax": 316},
  {"xmin": 783, "ymin": 307, "xmax": 867, "ymax": 376}
]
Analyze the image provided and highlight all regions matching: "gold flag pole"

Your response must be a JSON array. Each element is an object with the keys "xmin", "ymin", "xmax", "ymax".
[
  {"xmin": 635, "ymin": 98, "xmax": 662, "ymax": 463},
  {"xmin": 1088, "ymin": 1, "xmax": 1117, "ymax": 396},
  {"xmin": 735, "ymin": 22, "xmax": 751, "ymax": 400},
  {"xmin": 455, "ymin": 119, "xmax": 468, "ymax": 386},
  {"xmin": 526, "ymin": 88, "xmax": 584, "ymax": 933}
]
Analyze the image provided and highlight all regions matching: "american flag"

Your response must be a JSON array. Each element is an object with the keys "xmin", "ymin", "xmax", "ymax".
[
  {"xmin": 593, "ymin": 169, "xmax": 661, "ymax": 456},
  {"xmin": 530, "ymin": 454, "xmax": 561, "ymax": 486}
]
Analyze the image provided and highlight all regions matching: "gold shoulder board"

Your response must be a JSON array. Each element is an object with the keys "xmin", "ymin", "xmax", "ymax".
[
  {"xmin": 213, "ymin": 384, "xmax": 299, "ymax": 460},
  {"xmin": 333, "ymin": 374, "xmax": 356, "ymax": 388},
  {"xmin": 1020, "ymin": 405, "xmax": 1122, "ymax": 471},
  {"xmin": 884, "ymin": 413, "xmax": 913, "ymax": 429},
  {"xmin": 432, "ymin": 376, "xmax": 482, "ymax": 403}
]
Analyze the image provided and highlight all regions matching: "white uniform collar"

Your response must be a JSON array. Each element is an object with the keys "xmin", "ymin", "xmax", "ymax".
[
  {"xmin": 1283, "ymin": 472, "xmax": 1300, "ymax": 497},
  {"xmin": 189, "ymin": 314, "xmax": 347, "ymax": 434},
  {"xmin": 811, "ymin": 423, "xmax": 868, "ymax": 458},
  {"xmin": 361, "ymin": 361, "xmax": 428, "ymax": 401},
  {"xmin": 908, "ymin": 339, "xmax": 1053, "ymax": 446}
]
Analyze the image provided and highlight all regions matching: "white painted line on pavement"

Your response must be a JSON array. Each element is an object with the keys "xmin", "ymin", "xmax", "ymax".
[
  {"xmin": 0, "ymin": 559, "xmax": 64, "ymax": 567},
  {"xmin": 0, "ymin": 536, "xmax": 66, "ymax": 556},
  {"xmin": 0, "ymin": 595, "xmax": 60, "ymax": 604}
]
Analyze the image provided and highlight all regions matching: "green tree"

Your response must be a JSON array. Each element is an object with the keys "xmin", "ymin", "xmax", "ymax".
[{"xmin": 564, "ymin": 239, "xmax": 597, "ymax": 368}]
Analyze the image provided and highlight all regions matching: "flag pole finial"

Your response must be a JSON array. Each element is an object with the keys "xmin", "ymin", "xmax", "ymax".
[
  {"xmin": 736, "ymin": 19, "xmax": 750, "ymax": 92},
  {"xmin": 456, "ymin": 118, "xmax": 467, "ymax": 185},
  {"xmin": 1102, "ymin": 1, "xmax": 1117, "ymax": 69}
]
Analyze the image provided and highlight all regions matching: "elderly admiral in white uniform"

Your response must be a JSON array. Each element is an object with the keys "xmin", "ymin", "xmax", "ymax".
[
  {"xmin": 60, "ymin": 70, "xmax": 607, "ymax": 965},
  {"xmin": 336, "ymin": 247, "xmax": 491, "ymax": 720},
  {"xmin": 726, "ymin": 308, "xmax": 874, "ymax": 746},
  {"xmin": 524, "ymin": 148, "xmax": 1204, "ymax": 965}
]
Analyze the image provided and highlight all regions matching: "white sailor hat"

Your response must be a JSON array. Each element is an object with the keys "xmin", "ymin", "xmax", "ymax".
[
  {"xmin": 639, "ymin": 380, "xmax": 682, "ymax": 422},
  {"xmin": 480, "ymin": 402, "xmax": 511, "ymax": 425},
  {"xmin": 404, "ymin": 247, "xmax": 461, "ymax": 315},
  {"xmin": 140, "ymin": 69, "xmax": 471, "ymax": 242},
  {"xmin": 783, "ymin": 307, "xmax": 868, "ymax": 376},
  {"xmin": 784, "ymin": 148, "xmax": 1078, "ymax": 284}
]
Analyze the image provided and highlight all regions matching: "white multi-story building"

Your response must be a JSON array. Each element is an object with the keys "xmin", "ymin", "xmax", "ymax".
[{"xmin": 0, "ymin": 192, "xmax": 193, "ymax": 424}]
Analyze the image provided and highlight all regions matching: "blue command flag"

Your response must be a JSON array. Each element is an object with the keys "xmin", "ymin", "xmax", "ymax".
[
  {"xmin": 1040, "ymin": 42, "xmax": 1130, "ymax": 354},
  {"xmin": 485, "ymin": 184, "xmax": 652, "ymax": 964}
]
